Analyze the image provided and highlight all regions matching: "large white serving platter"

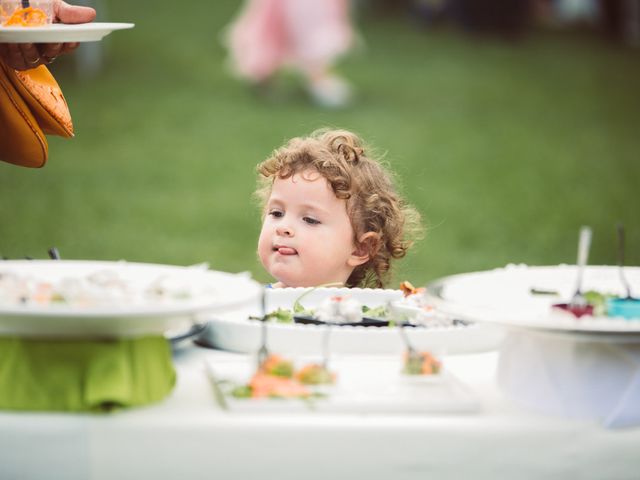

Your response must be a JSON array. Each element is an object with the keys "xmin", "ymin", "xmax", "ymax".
[
  {"xmin": 200, "ymin": 287, "xmax": 505, "ymax": 355},
  {"xmin": 425, "ymin": 265, "xmax": 640, "ymax": 339},
  {"xmin": 0, "ymin": 260, "xmax": 261, "ymax": 338},
  {"xmin": 207, "ymin": 355, "xmax": 479, "ymax": 414},
  {"xmin": 0, "ymin": 23, "xmax": 134, "ymax": 43}
]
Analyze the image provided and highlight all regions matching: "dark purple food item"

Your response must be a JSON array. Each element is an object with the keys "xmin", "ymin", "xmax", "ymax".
[{"xmin": 553, "ymin": 303, "xmax": 594, "ymax": 318}]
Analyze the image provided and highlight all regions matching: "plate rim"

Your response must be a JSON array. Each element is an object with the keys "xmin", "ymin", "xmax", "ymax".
[
  {"xmin": 0, "ymin": 22, "xmax": 134, "ymax": 42},
  {"xmin": 0, "ymin": 259, "xmax": 261, "ymax": 320}
]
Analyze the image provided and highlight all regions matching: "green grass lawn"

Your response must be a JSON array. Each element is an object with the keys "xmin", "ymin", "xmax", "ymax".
[{"xmin": 1, "ymin": 0, "xmax": 639, "ymax": 286}]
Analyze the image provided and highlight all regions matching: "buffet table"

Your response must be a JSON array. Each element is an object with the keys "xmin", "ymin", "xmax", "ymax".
[{"xmin": 2, "ymin": 345, "xmax": 639, "ymax": 480}]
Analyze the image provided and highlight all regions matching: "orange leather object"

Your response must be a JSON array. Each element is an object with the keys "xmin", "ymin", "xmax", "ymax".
[{"xmin": 0, "ymin": 62, "xmax": 73, "ymax": 168}]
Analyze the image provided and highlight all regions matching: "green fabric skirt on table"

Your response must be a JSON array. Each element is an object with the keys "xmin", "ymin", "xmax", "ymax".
[{"xmin": 0, "ymin": 336, "xmax": 176, "ymax": 412}]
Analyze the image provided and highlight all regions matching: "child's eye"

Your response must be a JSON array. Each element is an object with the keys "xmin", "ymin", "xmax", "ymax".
[
  {"xmin": 303, "ymin": 216, "xmax": 320, "ymax": 225},
  {"xmin": 268, "ymin": 210, "xmax": 284, "ymax": 218}
]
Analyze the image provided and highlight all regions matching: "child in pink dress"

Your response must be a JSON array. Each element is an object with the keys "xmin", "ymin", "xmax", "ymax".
[{"xmin": 224, "ymin": 0, "xmax": 355, "ymax": 108}]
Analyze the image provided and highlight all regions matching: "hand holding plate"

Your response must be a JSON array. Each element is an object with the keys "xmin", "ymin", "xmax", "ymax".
[{"xmin": 0, "ymin": 0, "xmax": 95, "ymax": 70}]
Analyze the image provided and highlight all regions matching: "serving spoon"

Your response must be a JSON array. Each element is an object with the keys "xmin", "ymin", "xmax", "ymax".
[
  {"xmin": 552, "ymin": 226, "xmax": 593, "ymax": 317},
  {"xmin": 570, "ymin": 226, "xmax": 592, "ymax": 308},
  {"xmin": 616, "ymin": 223, "xmax": 634, "ymax": 300}
]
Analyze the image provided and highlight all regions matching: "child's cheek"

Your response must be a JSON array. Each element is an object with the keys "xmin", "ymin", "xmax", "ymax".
[{"xmin": 257, "ymin": 230, "xmax": 270, "ymax": 262}]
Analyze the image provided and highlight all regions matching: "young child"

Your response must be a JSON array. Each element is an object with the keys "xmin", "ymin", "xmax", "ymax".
[{"xmin": 255, "ymin": 129, "xmax": 422, "ymax": 288}]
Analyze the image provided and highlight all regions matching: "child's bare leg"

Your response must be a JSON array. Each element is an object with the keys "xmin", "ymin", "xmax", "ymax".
[{"xmin": 302, "ymin": 65, "xmax": 352, "ymax": 108}]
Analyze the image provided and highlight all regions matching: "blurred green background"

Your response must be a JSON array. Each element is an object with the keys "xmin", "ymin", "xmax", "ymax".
[{"xmin": 1, "ymin": 0, "xmax": 639, "ymax": 286}]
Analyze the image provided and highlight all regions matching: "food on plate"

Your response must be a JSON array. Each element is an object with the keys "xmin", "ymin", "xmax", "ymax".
[
  {"xmin": 263, "ymin": 306, "xmax": 297, "ymax": 323},
  {"xmin": 256, "ymin": 280, "xmax": 461, "ymax": 328},
  {"xmin": 399, "ymin": 280, "xmax": 424, "ymax": 297},
  {"xmin": 258, "ymin": 281, "xmax": 437, "ymax": 327},
  {"xmin": 398, "ymin": 280, "xmax": 434, "ymax": 311},
  {"xmin": 261, "ymin": 293, "xmax": 388, "ymax": 325},
  {"xmin": 259, "ymin": 354, "xmax": 294, "ymax": 378},
  {"xmin": 229, "ymin": 354, "xmax": 335, "ymax": 399},
  {"xmin": 316, "ymin": 295, "xmax": 363, "ymax": 323},
  {"xmin": 295, "ymin": 363, "xmax": 336, "ymax": 385},
  {"xmin": 552, "ymin": 303, "xmax": 594, "ymax": 318},
  {"xmin": 403, "ymin": 351, "xmax": 442, "ymax": 376},
  {"xmin": 0, "ymin": 266, "xmax": 213, "ymax": 308},
  {"xmin": 1, "ymin": 6, "xmax": 49, "ymax": 26},
  {"xmin": 392, "ymin": 282, "xmax": 460, "ymax": 327},
  {"xmin": 245, "ymin": 372, "xmax": 311, "ymax": 399},
  {"xmin": 552, "ymin": 290, "xmax": 639, "ymax": 320}
]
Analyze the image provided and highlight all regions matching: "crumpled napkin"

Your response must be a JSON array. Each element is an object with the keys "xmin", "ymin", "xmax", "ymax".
[
  {"xmin": 0, "ymin": 335, "xmax": 176, "ymax": 412},
  {"xmin": 497, "ymin": 330, "xmax": 640, "ymax": 429}
]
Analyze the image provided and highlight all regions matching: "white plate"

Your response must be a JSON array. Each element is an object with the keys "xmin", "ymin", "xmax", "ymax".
[
  {"xmin": 0, "ymin": 22, "xmax": 134, "ymax": 43},
  {"xmin": 200, "ymin": 287, "xmax": 505, "ymax": 355},
  {"xmin": 425, "ymin": 265, "xmax": 640, "ymax": 338},
  {"xmin": 207, "ymin": 356, "xmax": 478, "ymax": 414},
  {"xmin": 0, "ymin": 260, "xmax": 261, "ymax": 338}
]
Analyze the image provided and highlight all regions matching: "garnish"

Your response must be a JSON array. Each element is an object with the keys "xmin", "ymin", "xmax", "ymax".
[
  {"xmin": 264, "ymin": 307, "xmax": 295, "ymax": 323},
  {"xmin": 403, "ymin": 351, "xmax": 441, "ymax": 376},
  {"xmin": 583, "ymin": 290, "xmax": 613, "ymax": 316},
  {"xmin": 362, "ymin": 304, "xmax": 388, "ymax": 318},
  {"xmin": 399, "ymin": 281, "xmax": 425, "ymax": 297},
  {"xmin": 295, "ymin": 364, "xmax": 336, "ymax": 385},
  {"xmin": 227, "ymin": 354, "xmax": 335, "ymax": 399},
  {"xmin": 259, "ymin": 354, "xmax": 294, "ymax": 378}
]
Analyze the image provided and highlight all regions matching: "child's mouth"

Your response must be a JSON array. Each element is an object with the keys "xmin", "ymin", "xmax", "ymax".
[{"xmin": 274, "ymin": 246, "xmax": 297, "ymax": 255}]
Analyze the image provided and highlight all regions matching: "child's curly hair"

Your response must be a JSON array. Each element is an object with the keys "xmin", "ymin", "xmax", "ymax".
[{"xmin": 256, "ymin": 128, "xmax": 422, "ymax": 288}]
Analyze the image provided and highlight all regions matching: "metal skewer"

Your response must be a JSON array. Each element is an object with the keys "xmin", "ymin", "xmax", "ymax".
[
  {"xmin": 256, "ymin": 287, "xmax": 269, "ymax": 368},
  {"xmin": 617, "ymin": 223, "xmax": 633, "ymax": 299}
]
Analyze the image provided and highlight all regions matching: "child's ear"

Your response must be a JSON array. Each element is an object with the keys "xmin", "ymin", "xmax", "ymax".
[{"xmin": 348, "ymin": 232, "xmax": 380, "ymax": 267}]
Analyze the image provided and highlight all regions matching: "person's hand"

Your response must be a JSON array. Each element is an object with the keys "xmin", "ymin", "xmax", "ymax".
[{"xmin": 0, "ymin": 0, "xmax": 96, "ymax": 70}]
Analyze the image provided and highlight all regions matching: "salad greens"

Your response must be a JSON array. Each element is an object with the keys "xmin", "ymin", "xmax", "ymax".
[
  {"xmin": 362, "ymin": 304, "xmax": 388, "ymax": 319},
  {"xmin": 583, "ymin": 290, "xmax": 617, "ymax": 316}
]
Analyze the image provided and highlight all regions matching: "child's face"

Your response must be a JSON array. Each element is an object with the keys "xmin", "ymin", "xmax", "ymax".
[{"xmin": 258, "ymin": 170, "xmax": 362, "ymax": 287}]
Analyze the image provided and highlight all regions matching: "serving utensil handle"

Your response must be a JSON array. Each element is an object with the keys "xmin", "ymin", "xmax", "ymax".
[
  {"xmin": 574, "ymin": 226, "xmax": 592, "ymax": 295},
  {"xmin": 617, "ymin": 223, "xmax": 633, "ymax": 299}
]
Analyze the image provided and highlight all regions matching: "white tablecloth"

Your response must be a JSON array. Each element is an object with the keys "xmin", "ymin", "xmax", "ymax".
[{"xmin": 1, "ymin": 346, "xmax": 639, "ymax": 480}]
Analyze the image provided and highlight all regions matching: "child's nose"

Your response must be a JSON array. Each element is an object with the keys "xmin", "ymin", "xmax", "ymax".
[{"xmin": 276, "ymin": 224, "xmax": 293, "ymax": 237}]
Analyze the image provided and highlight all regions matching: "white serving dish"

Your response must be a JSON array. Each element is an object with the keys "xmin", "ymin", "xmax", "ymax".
[
  {"xmin": 207, "ymin": 355, "xmax": 478, "ymax": 414},
  {"xmin": 0, "ymin": 260, "xmax": 261, "ymax": 338},
  {"xmin": 425, "ymin": 265, "xmax": 640, "ymax": 339},
  {"xmin": 199, "ymin": 287, "xmax": 504, "ymax": 355}
]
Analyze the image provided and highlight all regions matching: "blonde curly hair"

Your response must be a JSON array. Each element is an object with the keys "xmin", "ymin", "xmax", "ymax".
[{"xmin": 256, "ymin": 128, "xmax": 422, "ymax": 288}]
